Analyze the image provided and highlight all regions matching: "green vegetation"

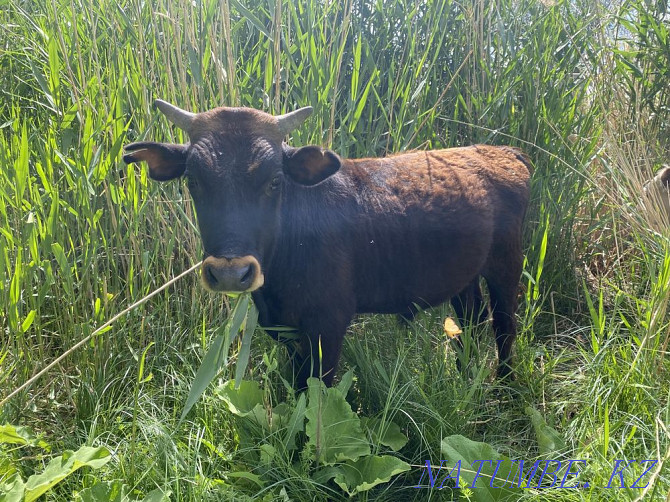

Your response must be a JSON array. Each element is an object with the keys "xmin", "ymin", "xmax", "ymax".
[{"xmin": 1, "ymin": 0, "xmax": 669, "ymax": 499}]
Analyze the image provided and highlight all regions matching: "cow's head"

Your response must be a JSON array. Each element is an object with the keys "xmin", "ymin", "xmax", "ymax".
[
  {"xmin": 644, "ymin": 165, "xmax": 670, "ymax": 220},
  {"xmin": 123, "ymin": 100, "xmax": 341, "ymax": 292}
]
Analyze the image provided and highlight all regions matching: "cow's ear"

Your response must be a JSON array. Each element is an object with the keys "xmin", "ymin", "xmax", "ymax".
[
  {"xmin": 660, "ymin": 166, "xmax": 670, "ymax": 189},
  {"xmin": 283, "ymin": 145, "xmax": 341, "ymax": 186},
  {"xmin": 123, "ymin": 142, "xmax": 187, "ymax": 181}
]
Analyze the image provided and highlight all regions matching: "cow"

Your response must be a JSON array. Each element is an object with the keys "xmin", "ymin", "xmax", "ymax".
[
  {"xmin": 123, "ymin": 100, "xmax": 531, "ymax": 389},
  {"xmin": 643, "ymin": 165, "xmax": 670, "ymax": 220}
]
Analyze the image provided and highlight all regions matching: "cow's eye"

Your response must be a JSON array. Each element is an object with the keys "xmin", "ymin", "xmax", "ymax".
[{"xmin": 269, "ymin": 176, "xmax": 282, "ymax": 191}]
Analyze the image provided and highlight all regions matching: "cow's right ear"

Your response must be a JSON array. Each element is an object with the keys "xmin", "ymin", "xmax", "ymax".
[{"xmin": 123, "ymin": 142, "xmax": 188, "ymax": 181}]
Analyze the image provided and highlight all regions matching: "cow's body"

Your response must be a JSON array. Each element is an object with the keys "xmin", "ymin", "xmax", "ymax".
[{"xmin": 123, "ymin": 101, "xmax": 531, "ymax": 388}]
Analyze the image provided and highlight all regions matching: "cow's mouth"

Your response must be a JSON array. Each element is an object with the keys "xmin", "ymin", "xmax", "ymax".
[{"xmin": 201, "ymin": 255, "xmax": 264, "ymax": 292}]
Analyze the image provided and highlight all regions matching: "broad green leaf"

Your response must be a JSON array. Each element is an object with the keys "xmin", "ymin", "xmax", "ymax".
[
  {"xmin": 0, "ymin": 424, "xmax": 47, "ymax": 448},
  {"xmin": 333, "ymin": 455, "xmax": 411, "ymax": 496},
  {"xmin": 216, "ymin": 379, "xmax": 271, "ymax": 430},
  {"xmin": 361, "ymin": 417, "xmax": 408, "ymax": 452},
  {"xmin": 0, "ymin": 473, "xmax": 25, "ymax": 502},
  {"xmin": 441, "ymin": 435, "xmax": 521, "ymax": 501},
  {"xmin": 0, "ymin": 457, "xmax": 18, "ymax": 479},
  {"xmin": 259, "ymin": 443, "xmax": 276, "ymax": 465},
  {"xmin": 310, "ymin": 465, "xmax": 341, "ymax": 485},
  {"xmin": 335, "ymin": 369, "xmax": 354, "ymax": 396},
  {"xmin": 141, "ymin": 488, "xmax": 172, "ymax": 502},
  {"xmin": 304, "ymin": 378, "xmax": 370, "ymax": 465},
  {"xmin": 271, "ymin": 402, "xmax": 292, "ymax": 423},
  {"xmin": 77, "ymin": 480, "xmax": 127, "ymax": 502},
  {"xmin": 24, "ymin": 445, "xmax": 111, "ymax": 502},
  {"xmin": 525, "ymin": 406, "xmax": 566, "ymax": 457},
  {"xmin": 216, "ymin": 379, "xmax": 264, "ymax": 417}
]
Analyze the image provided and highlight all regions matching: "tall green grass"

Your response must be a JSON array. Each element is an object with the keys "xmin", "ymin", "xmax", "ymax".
[{"xmin": 1, "ymin": 0, "xmax": 668, "ymax": 500}]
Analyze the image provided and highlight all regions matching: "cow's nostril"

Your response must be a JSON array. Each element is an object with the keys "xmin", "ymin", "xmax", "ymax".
[
  {"xmin": 207, "ymin": 266, "xmax": 218, "ymax": 285},
  {"xmin": 239, "ymin": 264, "xmax": 253, "ymax": 286}
]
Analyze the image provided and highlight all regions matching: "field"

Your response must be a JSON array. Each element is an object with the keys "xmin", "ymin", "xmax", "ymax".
[{"xmin": 1, "ymin": 0, "xmax": 669, "ymax": 500}]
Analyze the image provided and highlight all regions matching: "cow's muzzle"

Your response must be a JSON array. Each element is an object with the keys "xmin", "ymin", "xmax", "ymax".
[{"xmin": 201, "ymin": 256, "xmax": 264, "ymax": 292}]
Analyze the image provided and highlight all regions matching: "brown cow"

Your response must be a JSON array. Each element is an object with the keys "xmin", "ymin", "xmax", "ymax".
[
  {"xmin": 644, "ymin": 165, "xmax": 670, "ymax": 219},
  {"xmin": 123, "ymin": 100, "xmax": 531, "ymax": 389}
]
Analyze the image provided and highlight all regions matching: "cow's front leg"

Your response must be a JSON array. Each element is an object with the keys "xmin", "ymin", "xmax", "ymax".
[{"xmin": 295, "ymin": 313, "xmax": 351, "ymax": 390}]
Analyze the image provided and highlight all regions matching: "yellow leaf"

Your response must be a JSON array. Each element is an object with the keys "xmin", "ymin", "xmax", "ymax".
[{"xmin": 443, "ymin": 317, "xmax": 462, "ymax": 338}]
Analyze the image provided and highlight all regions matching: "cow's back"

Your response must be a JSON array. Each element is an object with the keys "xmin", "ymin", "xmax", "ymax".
[{"xmin": 343, "ymin": 145, "xmax": 530, "ymax": 314}]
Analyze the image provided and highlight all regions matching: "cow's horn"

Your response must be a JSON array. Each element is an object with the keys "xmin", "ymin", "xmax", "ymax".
[
  {"xmin": 154, "ymin": 99, "xmax": 195, "ymax": 131},
  {"xmin": 276, "ymin": 106, "xmax": 313, "ymax": 136}
]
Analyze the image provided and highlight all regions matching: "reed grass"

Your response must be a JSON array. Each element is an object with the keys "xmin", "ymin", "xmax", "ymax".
[{"xmin": 1, "ymin": 0, "xmax": 668, "ymax": 499}]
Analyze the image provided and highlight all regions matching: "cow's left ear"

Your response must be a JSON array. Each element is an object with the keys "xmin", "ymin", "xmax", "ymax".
[
  {"xmin": 660, "ymin": 166, "xmax": 670, "ymax": 188},
  {"xmin": 283, "ymin": 145, "xmax": 341, "ymax": 186},
  {"xmin": 123, "ymin": 142, "xmax": 188, "ymax": 181}
]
